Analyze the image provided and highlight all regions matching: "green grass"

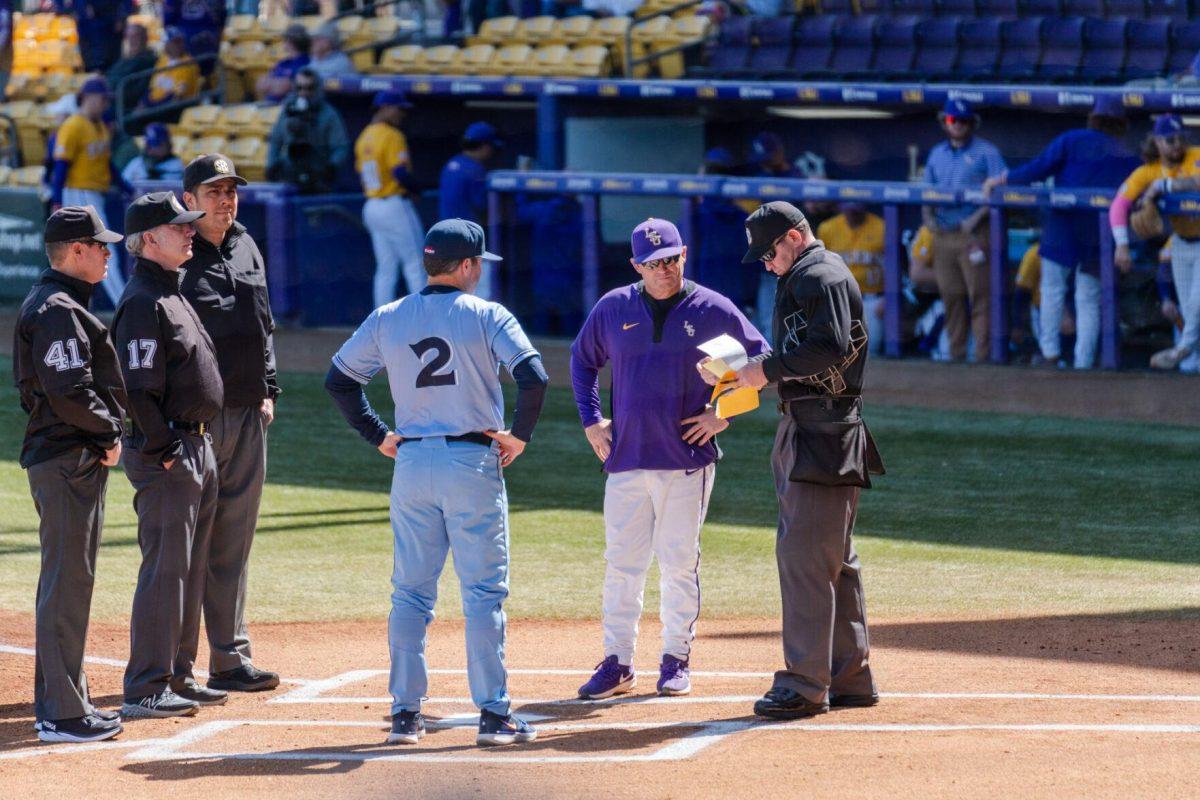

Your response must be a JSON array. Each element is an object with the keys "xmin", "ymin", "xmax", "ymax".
[{"xmin": 1, "ymin": 357, "xmax": 1198, "ymax": 624}]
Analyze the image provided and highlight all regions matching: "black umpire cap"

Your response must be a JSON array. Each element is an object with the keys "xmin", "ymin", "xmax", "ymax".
[
  {"xmin": 125, "ymin": 191, "xmax": 205, "ymax": 236},
  {"xmin": 183, "ymin": 153, "xmax": 248, "ymax": 192},
  {"xmin": 44, "ymin": 205, "xmax": 123, "ymax": 244},
  {"xmin": 741, "ymin": 201, "xmax": 808, "ymax": 264}
]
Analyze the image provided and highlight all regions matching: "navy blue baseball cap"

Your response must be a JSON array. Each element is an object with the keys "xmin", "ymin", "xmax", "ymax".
[
  {"xmin": 704, "ymin": 147, "xmax": 734, "ymax": 167},
  {"xmin": 144, "ymin": 123, "xmax": 169, "ymax": 149},
  {"xmin": 374, "ymin": 90, "xmax": 412, "ymax": 109},
  {"xmin": 631, "ymin": 218, "xmax": 684, "ymax": 265},
  {"xmin": 942, "ymin": 98, "xmax": 976, "ymax": 119},
  {"xmin": 464, "ymin": 121, "xmax": 503, "ymax": 147},
  {"xmin": 80, "ymin": 77, "xmax": 112, "ymax": 97},
  {"xmin": 1155, "ymin": 113, "xmax": 1186, "ymax": 137},
  {"xmin": 423, "ymin": 219, "xmax": 501, "ymax": 261},
  {"xmin": 1092, "ymin": 95, "xmax": 1125, "ymax": 118}
]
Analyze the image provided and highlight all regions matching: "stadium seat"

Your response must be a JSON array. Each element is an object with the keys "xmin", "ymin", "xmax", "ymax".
[
  {"xmin": 748, "ymin": 16, "xmax": 795, "ymax": 77},
  {"xmin": 225, "ymin": 14, "xmax": 258, "ymax": 42},
  {"xmin": 171, "ymin": 134, "xmax": 192, "ymax": 158},
  {"xmin": 579, "ymin": 16, "xmax": 632, "ymax": 73},
  {"xmin": 552, "ymin": 16, "xmax": 596, "ymax": 46},
  {"xmin": 569, "ymin": 45, "xmax": 612, "ymax": 77},
  {"xmin": 631, "ymin": 16, "xmax": 674, "ymax": 78},
  {"xmin": 178, "ymin": 104, "xmax": 222, "ymax": 137},
  {"xmin": 219, "ymin": 103, "xmax": 259, "ymax": 138},
  {"xmin": 890, "ymin": 0, "xmax": 938, "ymax": 13},
  {"xmin": 365, "ymin": 17, "xmax": 402, "ymax": 45},
  {"xmin": 872, "ymin": 17, "xmax": 919, "ymax": 80},
  {"xmin": 958, "ymin": 19, "xmax": 1002, "ymax": 79},
  {"xmin": 935, "ymin": 0, "xmax": 977, "ymax": 15},
  {"xmin": 486, "ymin": 44, "xmax": 535, "ymax": 76},
  {"xmin": 530, "ymin": 45, "xmax": 572, "ymax": 76},
  {"xmin": 789, "ymin": 15, "xmax": 839, "ymax": 78},
  {"xmin": 1036, "ymin": 17, "xmax": 1084, "ymax": 81},
  {"xmin": 517, "ymin": 16, "xmax": 558, "ymax": 44},
  {"xmin": 1018, "ymin": 0, "xmax": 1061, "ymax": 15},
  {"xmin": 1105, "ymin": 0, "xmax": 1147, "ymax": 16},
  {"xmin": 1080, "ymin": 17, "xmax": 1128, "ymax": 84},
  {"xmin": 997, "ymin": 18, "xmax": 1044, "ymax": 81},
  {"xmin": 251, "ymin": 105, "xmax": 281, "ymax": 138},
  {"xmin": 820, "ymin": 0, "xmax": 856, "ymax": 11},
  {"xmin": 377, "ymin": 44, "xmax": 425, "ymax": 74},
  {"xmin": 422, "ymin": 45, "xmax": 461, "ymax": 73},
  {"xmin": 258, "ymin": 16, "xmax": 291, "ymax": 41},
  {"xmin": 225, "ymin": 136, "xmax": 266, "ymax": 181},
  {"xmin": 0, "ymin": 165, "xmax": 12, "ymax": 185},
  {"xmin": 10, "ymin": 165, "xmax": 45, "ymax": 187},
  {"xmin": 659, "ymin": 16, "xmax": 711, "ymax": 79},
  {"xmin": 183, "ymin": 135, "xmax": 229, "ymax": 163},
  {"xmin": 1062, "ymin": 0, "xmax": 1105, "ymax": 15},
  {"xmin": 1123, "ymin": 19, "xmax": 1170, "ymax": 79},
  {"xmin": 913, "ymin": 18, "xmax": 961, "ymax": 81},
  {"xmin": 1168, "ymin": 20, "xmax": 1200, "ymax": 76},
  {"xmin": 470, "ymin": 15, "xmax": 518, "ymax": 46},
  {"xmin": 857, "ymin": 0, "xmax": 889, "ymax": 12},
  {"xmin": 223, "ymin": 40, "xmax": 269, "ymax": 70},
  {"xmin": 699, "ymin": 15, "xmax": 752, "ymax": 77},
  {"xmin": 975, "ymin": 0, "xmax": 1020, "ymax": 16},
  {"xmin": 295, "ymin": 15, "xmax": 324, "ymax": 34},
  {"xmin": 829, "ymin": 15, "xmax": 879, "ymax": 79},
  {"xmin": 1145, "ymin": 0, "xmax": 1190, "ymax": 20},
  {"xmin": 457, "ymin": 44, "xmax": 497, "ymax": 75}
]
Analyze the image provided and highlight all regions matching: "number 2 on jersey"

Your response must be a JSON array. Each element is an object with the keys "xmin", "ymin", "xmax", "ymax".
[{"xmin": 410, "ymin": 337, "xmax": 457, "ymax": 388}]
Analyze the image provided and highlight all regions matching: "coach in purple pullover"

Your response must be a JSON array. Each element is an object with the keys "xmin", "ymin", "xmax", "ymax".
[{"xmin": 569, "ymin": 218, "xmax": 768, "ymax": 700}]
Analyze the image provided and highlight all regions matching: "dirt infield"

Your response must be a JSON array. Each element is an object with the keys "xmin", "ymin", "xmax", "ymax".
[{"xmin": 2, "ymin": 611, "xmax": 1196, "ymax": 800}]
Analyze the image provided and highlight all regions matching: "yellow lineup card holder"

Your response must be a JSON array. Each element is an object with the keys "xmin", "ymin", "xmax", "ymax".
[{"xmin": 698, "ymin": 335, "xmax": 761, "ymax": 420}]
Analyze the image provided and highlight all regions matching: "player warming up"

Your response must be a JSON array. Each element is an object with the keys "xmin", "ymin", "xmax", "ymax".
[{"xmin": 325, "ymin": 219, "xmax": 549, "ymax": 747}]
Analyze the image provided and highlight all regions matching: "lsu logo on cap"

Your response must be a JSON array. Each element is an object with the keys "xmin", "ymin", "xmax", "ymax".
[
  {"xmin": 214, "ymin": 159, "xmax": 231, "ymax": 174},
  {"xmin": 645, "ymin": 228, "xmax": 662, "ymax": 246}
]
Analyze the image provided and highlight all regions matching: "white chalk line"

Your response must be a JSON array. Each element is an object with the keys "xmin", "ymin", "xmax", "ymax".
[{"xmin": 0, "ymin": 643, "xmax": 311, "ymax": 685}]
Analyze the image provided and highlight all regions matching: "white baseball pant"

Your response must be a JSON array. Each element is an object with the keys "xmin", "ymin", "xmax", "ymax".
[
  {"xmin": 601, "ymin": 464, "xmax": 714, "ymax": 665},
  {"xmin": 1172, "ymin": 236, "xmax": 1200, "ymax": 359},
  {"xmin": 363, "ymin": 195, "xmax": 426, "ymax": 308},
  {"xmin": 63, "ymin": 188, "xmax": 123, "ymax": 306}
]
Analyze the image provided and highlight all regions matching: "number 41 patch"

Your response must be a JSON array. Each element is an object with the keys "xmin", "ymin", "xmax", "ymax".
[{"xmin": 43, "ymin": 339, "xmax": 85, "ymax": 372}]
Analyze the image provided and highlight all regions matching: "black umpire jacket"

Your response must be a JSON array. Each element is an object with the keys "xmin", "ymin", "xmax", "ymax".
[
  {"xmin": 13, "ymin": 269, "xmax": 127, "ymax": 468},
  {"xmin": 180, "ymin": 222, "xmax": 280, "ymax": 408},
  {"xmin": 112, "ymin": 257, "xmax": 224, "ymax": 464}
]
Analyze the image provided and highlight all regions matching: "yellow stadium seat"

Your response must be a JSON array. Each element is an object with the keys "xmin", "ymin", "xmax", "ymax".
[
  {"xmin": 516, "ymin": 16, "xmax": 556, "ymax": 44},
  {"xmin": 50, "ymin": 15, "xmax": 78, "ymax": 42},
  {"xmin": 185, "ymin": 135, "xmax": 231, "ymax": 163},
  {"xmin": 3, "ymin": 73, "xmax": 30, "ymax": 101},
  {"xmin": 569, "ymin": 45, "xmax": 612, "ymax": 78},
  {"xmin": 421, "ymin": 45, "xmax": 460, "ymax": 74},
  {"xmin": 258, "ymin": 15, "xmax": 292, "ymax": 41},
  {"xmin": 671, "ymin": 15, "xmax": 712, "ymax": 43},
  {"xmin": 11, "ymin": 165, "xmax": 45, "ymax": 187},
  {"xmin": 178, "ymin": 104, "xmax": 223, "ymax": 137},
  {"xmin": 456, "ymin": 44, "xmax": 496, "ymax": 76},
  {"xmin": 376, "ymin": 44, "xmax": 425, "ymax": 74},
  {"xmin": 0, "ymin": 165, "xmax": 12, "ymax": 186},
  {"xmin": 336, "ymin": 15, "xmax": 365, "ymax": 39},
  {"xmin": 470, "ymin": 15, "xmax": 518, "ymax": 47},
  {"xmin": 225, "ymin": 14, "xmax": 259, "ymax": 42},
  {"xmin": 171, "ymin": 134, "xmax": 193, "ymax": 158},
  {"xmin": 219, "ymin": 104, "xmax": 259, "ymax": 138},
  {"xmin": 251, "ymin": 104, "xmax": 282, "ymax": 138},
  {"xmin": 225, "ymin": 136, "xmax": 266, "ymax": 182},
  {"xmin": 550, "ymin": 16, "xmax": 595, "ymax": 45},
  {"xmin": 580, "ymin": 15, "xmax": 632, "ymax": 73},
  {"xmin": 484, "ymin": 44, "xmax": 534, "ymax": 76},
  {"xmin": 296, "ymin": 15, "xmax": 326, "ymax": 33},
  {"xmin": 530, "ymin": 45, "xmax": 571, "ymax": 77},
  {"xmin": 366, "ymin": 17, "xmax": 402, "ymax": 43}
]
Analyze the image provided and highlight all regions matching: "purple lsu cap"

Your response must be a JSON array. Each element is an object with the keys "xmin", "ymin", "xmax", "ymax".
[
  {"xmin": 1155, "ymin": 114, "xmax": 1185, "ymax": 137},
  {"xmin": 631, "ymin": 218, "xmax": 684, "ymax": 265}
]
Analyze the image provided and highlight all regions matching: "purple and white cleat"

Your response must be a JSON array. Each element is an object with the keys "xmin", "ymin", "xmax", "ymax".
[
  {"xmin": 578, "ymin": 654, "xmax": 637, "ymax": 699},
  {"xmin": 656, "ymin": 654, "xmax": 691, "ymax": 696}
]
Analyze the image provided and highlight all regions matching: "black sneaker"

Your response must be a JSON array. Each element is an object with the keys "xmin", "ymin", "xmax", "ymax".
[
  {"xmin": 386, "ymin": 711, "xmax": 425, "ymax": 744},
  {"xmin": 829, "ymin": 692, "xmax": 879, "ymax": 708},
  {"xmin": 34, "ymin": 706, "xmax": 120, "ymax": 732},
  {"xmin": 172, "ymin": 679, "xmax": 229, "ymax": 706},
  {"xmin": 752, "ymin": 686, "xmax": 830, "ymax": 720},
  {"xmin": 207, "ymin": 664, "xmax": 280, "ymax": 692},
  {"xmin": 37, "ymin": 714, "xmax": 123, "ymax": 743},
  {"xmin": 121, "ymin": 688, "xmax": 201, "ymax": 719},
  {"xmin": 476, "ymin": 709, "xmax": 537, "ymax": 746}
]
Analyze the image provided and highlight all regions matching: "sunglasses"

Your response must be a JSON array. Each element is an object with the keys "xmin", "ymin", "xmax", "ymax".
[
  {"xmin": 1161, "ymin": 133, "xmax": 1187, "ymax": 145},
  {"xmin": 760, "ymin": 227, "xmax": 801, "ymax": 263},
  {"xmin": 640, "ymin": 254, "xmax": 681, "ymax": 271},
  {"xmin": 296, "ymin": 82, "xmax": 317, "ymax": 92}
]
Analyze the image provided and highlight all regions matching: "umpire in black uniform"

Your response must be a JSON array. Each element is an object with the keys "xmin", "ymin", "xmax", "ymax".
[
  {"xmin": 13, "ymin": 206, "xmax": 126, "ymax": 743},
  {"xmin": 731, "ymin": 201, "xmax": 884, "ymax": 720},
  {"xmin": 114, "ymin": 192, "xmax": 226, "ymax": 718},
  {"xmin": 179, "ymin": 154, "xmax": 281, "ymax": 693}
]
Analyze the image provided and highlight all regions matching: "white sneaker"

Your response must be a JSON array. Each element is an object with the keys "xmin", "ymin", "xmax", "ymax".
[{"xmin": 1150, "ymin": 345, "xmax": 1193, "ymax": 370}]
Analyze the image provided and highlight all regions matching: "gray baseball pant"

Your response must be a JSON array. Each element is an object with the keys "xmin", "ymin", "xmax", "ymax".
[
  {"xmin": 203, "ymin": 405, "xmax": 267, "ymax": 673},
  {"xmin": 123, "ymin": 432, "xmax": 218, "ymax": 700},
  {"xmin": 770, "ymin": 416, "xmax": 876, "ymax": 704},
  {"xmin": 27, "ymin": 448, "xmax": 108, "ymax": 721}
]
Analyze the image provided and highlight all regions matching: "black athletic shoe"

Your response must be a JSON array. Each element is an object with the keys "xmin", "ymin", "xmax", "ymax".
[
  {"xmin": 121, "ymin": 688, "xmax": 200, "ymax": 719},
  {"xmin": 172, "ymin": 679, "xmax": 229, "ymax": 706},
  {"xmin": 752, "ymin": 687, "xmax": 830, "ymax": 720},
  {"xmin": 91, "ymin": 708, "xmax": 122, "ymax": 722},
  {"xmin": 37, "ymin": 714, "xmax": 123, "ymax": 743},
  {"xmin": 386, "ymin": 711, "xmax": 425, "ymax": 744},
  {"xmin": 829, "ymin": 692, "xmax": 879, "ymax": 708},
  {"xmin": 476, "ymin": 709, "xmax": 537, "ymax": 746},
  {"xmin": 206, "ymin": 664, "xmax": 280, "ymax": 692}
]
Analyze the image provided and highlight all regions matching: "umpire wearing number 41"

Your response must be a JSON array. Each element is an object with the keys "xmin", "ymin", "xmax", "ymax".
[
  {"xmin": 114, "ymin": 192, "xmax": 226, "ymax": 719},
  {"xmin": 178, "ymin": 154, "xmax": 282, "ymax": 694},
  {"xmin": 14, "ymin": 206, "xmax": 126, "ymax": 743},
  {"xmin": 732, "ymin": 201, "xmax": 885, "ymax": 720}
]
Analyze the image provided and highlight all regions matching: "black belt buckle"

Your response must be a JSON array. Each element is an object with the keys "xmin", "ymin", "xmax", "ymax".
[{"xmin": 168, "ymin": 420, "xmax": 208, "ymax": 436}]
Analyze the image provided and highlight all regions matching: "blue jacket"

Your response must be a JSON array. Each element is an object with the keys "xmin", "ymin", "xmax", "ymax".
[
  {"xmin": 1005, "ymin": 128, "xmax": 1140, "ymax": 271},
  {"xmin": 439, "ymin": 154, "xmax": 487, "ymax": 223}
]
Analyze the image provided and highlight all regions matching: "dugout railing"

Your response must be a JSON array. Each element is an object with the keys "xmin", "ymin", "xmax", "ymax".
[{"xmin": 486, "ymin": 170, "xmax": 1197, "ymax": 369}]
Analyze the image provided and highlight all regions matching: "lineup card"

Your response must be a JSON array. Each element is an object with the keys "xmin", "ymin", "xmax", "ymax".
[{"xmin": 698, "ymin": 335, "xmax": 760, "ymax": 420}]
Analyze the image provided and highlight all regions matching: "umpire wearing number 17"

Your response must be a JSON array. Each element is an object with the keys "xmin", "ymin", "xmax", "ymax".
[
  {"xmin": 179, "ymin": 154, "xmax": 282, "ymax": 693},
  {"xmin": 732, "ymin": 201, "xmax": 884, "ymax": 720}
]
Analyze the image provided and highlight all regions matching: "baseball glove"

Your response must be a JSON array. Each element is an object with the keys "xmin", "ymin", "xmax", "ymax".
[{"xmin": 1130, "ymin": 198, "xmax": 1164, "ymax": 241}]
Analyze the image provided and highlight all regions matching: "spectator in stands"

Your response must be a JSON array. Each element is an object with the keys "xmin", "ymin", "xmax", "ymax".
[
  {"xmin": 545, "ymin": 0, "xmax": 641, "ymax": 17},
  {"xmin": 922, "ymin": 98, "xmax": 1006, "ymax": 363},
  {"xmin": 983, "ymin": 97, "xmax": 1138, "ymax": 370},
  {"xmin": 1112, "ymin": 114, "xmax": 1200, "ymax": 371},
  {"xmin": 267, "ymin": 67, "xmax": 349, "ymax": 195},
  {"xmin": 121, "ymin": 123, "xmax": 184, "ymax": 183},
  {"xmin": 0, "ymin": 0, "xmax": 12, "ymax": 101},
  {"xmin": 257, "ymin": 24, "xmax": 311, "ymax": 103},
  {"xmin": 106, "ymin": 23, "xmax": 158, "ymax": 114},
  {"xmin": 308, "ymin": 23, "xmax": 357, "ymax": 79},
  {"xmin": 742, "ymin": 132, "xmax": 804, "ymax": 334},
  {"xmin": 439, "ymin": 121, "xmax": 502, "ymax": 299},
  {"xmin": 817, "ymin": 202, "xmax": 886, "ymax": 354},
  {"xmin": 162, "ymin": 0, "xmax": 226, "ymax": 76},
  {"xmin": 694, "ymin": 148, "xmax": 756, "ymax": 315},
  {"xmin": 58, "ymin": 0, "xmax": 129, "ymax": 73},
  {"xmin": 143, "ymin": 29, "xmax": 201, "ymax": 109}
]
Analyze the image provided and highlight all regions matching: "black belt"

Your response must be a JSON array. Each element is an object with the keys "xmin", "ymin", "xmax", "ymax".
[
  {"xmin": 1179, "ymin": 235, "xmax": 1200, "ymax": 243},
  {"xmin": 777, "ymin": 396, "xmax": 860, "ymax": 414},
  {"xmin": 399, "ymin": 432, "xmax": 492, "ymax": 447},
  {"xmin": 168, "ymin": 420, "xmax": 209, "ymax": 435}
]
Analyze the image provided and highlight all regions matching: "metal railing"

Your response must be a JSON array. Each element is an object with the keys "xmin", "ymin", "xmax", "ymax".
[
  {"xmin": 623, "ymin": 0, "xmax": 718, "ymax": 77},
  {"xmin": 114, "ymin": 53, "xmax": 225, "ymax": 136},
  {"xmin": 0, "ymin": 114, "xmax": 22, "ymax": 168}
]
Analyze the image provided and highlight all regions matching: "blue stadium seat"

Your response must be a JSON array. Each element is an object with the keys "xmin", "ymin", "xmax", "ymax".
[
  {"xmin": 1080, "ymin": 17, "xmax": 1128, "ymax": 84},
  {"xmin": 936, "ymin": 0, "xmax": 977, "ymax": 15},
  {"xmin": 998, "ymin": 17, "xmax": 1044, "ymax": 81},
  {"xmin": 958, "ymin": 19, "xmax": 1002, "ymax": 79},
  {"xmin": 1146, "ymin": 0, "xmax": 1190, "ymax": 20},
  {"xmin": 1106, "ymin": 0, "xmax": 1147, "ymax": 17},
  {"xmin": 1168, "ymin": 20, "xmax": 1200, "ymax": 76},
  {"xmin": 976, "ymin": 0, "xmax": 1021, "ymax": 17},
  {"xmin": 1019, "ymin": 0, "xmax": 1062, "ymax": 14},
  {"xmin": 1063, "ymin": 0, "xmax": 1106, "ymax": 15},
  {"xmin": 872, "ymin": 16, "xmax": 920, "ymax": 79},
  {"xmin": 890, "ymin": 0, "xmax": 939, "ymax": 14},
  {"xmin": 913, "ymin": 18, "xmax": 961, "ymax": 80},
  {"xmin": 858, "ymin": 0, "xmax": 891, "ymax": 13},
  {"xmin": 829, "ymin": 15, "xmax": 879, "ymax": 79},
  {"xmin": 1123, "ymin": 18, "xmax": 1170, "ymax": 79},
  {"xmin": 820, "ymin": 0, "xmax": 857, "ymax": 12},
  {"xmin": 748, "ymin": 16, "xmax": 795, "ymax": 77},
  {"xmin": 790, "ymin": 15, "xmax": 840, "ymax": 78},
  {"xmin": 1036, "ymin": 17, "xmax": 1084, "ymax": 81},
  {"xmin": 702, "ymin": 15, "xmax": 752, "ymax": 77}
]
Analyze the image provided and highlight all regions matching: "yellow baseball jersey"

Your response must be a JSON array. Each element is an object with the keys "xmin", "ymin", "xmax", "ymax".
[
  {"xmin": 909, "ymin": 225, "xmax": 934, "ymax": 267},
  {"xmin": 355, "ymin": 123, "xmax": 410, "ymax": 199},
  {"xmin": 1118, "ymin": 147, "xmax": 1200, "ymax": 239},
  {"xmin": 817, "ymin": 212, "xmax": 885, "ymax": 295},
  {"xmin": 147, "ymin": 55, "xmax": 201, "ymax": 105},
  {"xmin": 1016, "ymin": 243, "xmax": 1041, "ymax": 308},
  {"xmin": 53, "ymin": 114, "xmax": 111, "ymax": 193}
]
